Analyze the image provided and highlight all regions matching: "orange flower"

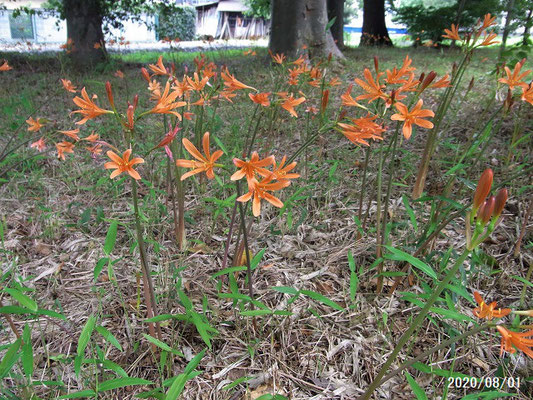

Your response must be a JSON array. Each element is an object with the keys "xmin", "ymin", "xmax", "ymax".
[
  {"xmin": 221, "ymin": 68, "xmax": 255, "ymax": 91},
  {"xmin": 269, "ymin": 51, "xmax": 285, "ymax": 64},
  {"xmin": 341, "ymin": 85, "xmax": 362, "ymax": 107},
  {"xmin": 176, "ymin": 132, "xmax": 223, "ymax": 180},
  {"xmin": 291, "ymin": 55, "xmax": 306, "ymax": 65},
  {"xmin": 243, "ymin": 49, "xmax": 257, "ymax": 56},
  {"xmin": 186, "ymin": 72, "xmax": 209, "ymax": 92},
  {"xmin": 521, "ymin": 83, "xmax": 533, "ymax": 105},
  {"xmin": 338, "ymin": 115, "xmax": 385, "ymax": 146},
  {"xmin": 473, "ymin": 292, "xmax": 511, "ymax": 320},
  {"xmin": 479, "ymin": 32, "xmax": 499, "ymax": 47},
  {"xmin": 148, "ymin": 79, "xmax": 162, "ymax": 100},
  {"xmin": 94, "ymin": 42, "xmax": 101, "ymax": 49},
  {"xmin": 72, "ymin": 88, "xmax": 113, "ymax": 125},
  {"xmin": 148, "ymin": 55, "xmax": 168, "ymax": 76},
  {"xmin": 431, "ymin": 74, "xmax": 450, "ymax": 88},
  {"xmin": 114, "ymin": 70, "xmax": 124, "ymax": 79},
  {"xmin": 237, "ymin": 176, "xmax": 290, "ymax": 217},
  {"xmin": 59, "ymin": 128, "xmax": 80, "ymax": 141},
  {"xmin": 443, "ymin": 24, "xmax": 461, "ymax": 41},
  {"xmin": 26, "ymin": 117, "xmax": 44, "ymax": 132},
  {"xmin": 385, "ymin": 55, "xmax": 416, "ymax": 84},
  {"xmin": 56, "ymin": 141, "xmax": 75, "ymax": 160},
  {"xmin": 390, "ymin": 99, "xmax": 434, "ymax": 139},
  {"xmin": 156, "ymin": 123, "xmax": 180, "ymax": 149},
  {"xmin": 30, "ymin": 137, "xmax": 46, "ymax": 152},
  {"xmin": 249, "ymin": 92, "xmax": 270, "ymax": 107},
  {"xmin": 82, "ymin": 133, "xmax": 100, "ymax": 142},
  {"xmin": 150, "ymin": 81, "xmax": 187, "ymax": 119},
  {"xmin": 0, "ymin": 60, "xmax": 12, "ymax": 71},
  {"xmin": 61, "ymin": 78, "xmax": 77, "ymax": 93},
  {"xmin": 496, "ymin": 326, "xmax": 533, "ymax": 358},
  {"xmin": 329, "ymin": 77, "xmax": 341, "ymax": 86},
  {"xmin": 104, "ymin": 149, "xmax": 144, "ymax": 180},
  {"xmin": 354, "ymin": 68, "xmax": 386, "ymax": 103},
  {"xmin": 231, "ymin": 152, "xmax": 274, "ymax": 186},
  {"xmin": 173, "ymin": 76, "xmax": 193, "ymax": 97},
  {"xmin": 86, "ymin": 143, "xmax": 103, "ymax": 157},
  {"xmin": 480, "ymin": 13, "xmax": 497, "ymax": 30},
  {"xmin": 270, "ymin": 156, "xmax": 299, "ymax": 182},
  {"xmin": 281, "ymin": 94, "xmax": 306, "ymax": 117},
  {"xmin": 499, "ymin": 60, "xmax": 531, "ymax": 90}
]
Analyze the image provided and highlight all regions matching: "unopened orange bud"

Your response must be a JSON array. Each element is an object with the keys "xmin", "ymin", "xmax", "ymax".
[
  {"xmin": 468, "ymin": 77, "xmax": 475, "ymax": 91},
  {"xmin": 478, "ymin": 196, "xmax": 495, "ymax": 225},
  {"xmin": 339, "ymin": 109, "xmax": 347, "ymax": 120},
  {"xmin": 493, "ymin": 188, "xmax": 508, "ymax": 219},
  {"xmin": 374, "ymin": 56, "xmax": 379, "ymax": 73},
  {"xmin": 389, "ymin": 89, "xmax": 396, "ymax": 104},
  {"xmin": 105, "ymin": 81, "xmax": 114, "ymax": 108},
  {"xmin": 127, "ymin": 104, "xmax": 134, "ymax": 130},
  {"xmin": 452, "ymin": 62, "xmax": 458, "ymax": 76},
  {"xmin": 321, "ymin": 89, "xmax": 329, "ymax": 113},
  {"xmin": 133, "ymin": 94, "xmax": 139, "ymax": 111},
  {"xmin": 141, "ymin": 67, "xmax": 150, "ymax": 82},
  {"xmin": 503, "ymin": 89, "xmax": 514, "ymax": 112},
  {"xmin": 418, "ymin": 72, "xmax": 425, "ymax": 84},
  {"xmin": 473, "ymin": 168, "xmax": 493, "ymax": 211},
  {"xmin": 420, "ymin": 71, "xmax": 437, "ymax": 92},
  {"xmin": 328, "ymin": 52, "xmax": 333, "ymax": 63}
]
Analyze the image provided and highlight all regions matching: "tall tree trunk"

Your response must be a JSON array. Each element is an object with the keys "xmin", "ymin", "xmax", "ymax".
[
  {"xmin": 360, "ymin": 0, "xmax": 392, "ymax": 46},
  {"xmin": 499, "ymin": 0, "xmax": 516, "ymax": 60},
  {"xmin": 523, "ymin": 7, "xmax": 533, "ymax": 46},
  {"xmin": 64, "ymin": 0, "xmax": 107, "ymax": 69},
  {"xmin": 328, "ymin": 0, "xmax": 344, "ymax": 50},
  {"xmin": 269, "ymin": 0, "xmax": 343, "ymax": 59}
]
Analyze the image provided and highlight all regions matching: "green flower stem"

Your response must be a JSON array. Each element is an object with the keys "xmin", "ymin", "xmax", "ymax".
[
  {"xmin": 359, "ymin": 249, "xmax": 471, "ymax": 400},
  {"xmin": 131, "ymin": 178, "xmax": 162, "ymax": 341}
]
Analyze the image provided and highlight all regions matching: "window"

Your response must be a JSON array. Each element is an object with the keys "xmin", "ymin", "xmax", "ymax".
[{"xmin": 9, "ymin": 12, "xmax": 34, "ymax": 40}]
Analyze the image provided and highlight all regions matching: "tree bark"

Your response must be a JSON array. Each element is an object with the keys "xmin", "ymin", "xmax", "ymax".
[
  {"xmin": 499, "ymin": 0, "xmax": 516, "ymax": 59},
  {"xmin": 269, "ymin": 0, "xmax": 344, "ymax": 59},
  {"xmin": 523, "ymin": 7, "xmax": 533, "ymax": 46},
  {"xmin": 360, "ymin": 0, "xmax": 392, "ymax": 46},
  {"xmin": 64, "ymin": 0, "xmax": 107, "ymax": 69},
  {"xmin": 327, "ymin": 0, "xmax": 344, "ymax": 50}
]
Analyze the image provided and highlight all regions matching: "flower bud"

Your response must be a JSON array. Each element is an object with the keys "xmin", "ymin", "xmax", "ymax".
[
  {"xmin": 133, "ymin": 94, "xmax": 139, "ymax": 111},
  {"xmin": 452, "ymin": 62, "xmax": 458, "ymax": 77},
  {"xmin": 493, "ymin": 188, "xmax": 508, "ymax": 219},
  {"xmin": 420, "ymin": 71, "xmax": 437, "ymax": 92},
  {"xmin": 141, "ymin": 67, "xmax": 150, "ymax": 83},
  {"xmin": 468, "ymin": 77, "xmax": 475, "ymax": 91},
  {"xmin": 418, "ymin": 72, "xmax": 425, "ymax": 84},
  {"xmin": 478, "ymin": 196, "xmax": 495, "ymax": 225},
  {"xmin": 321, "ymin": 89, "xmax": 329, "ymax": 113},
  {"xmin": 328, "ymin": 52, "xmax": 333, "ymax": 63},
  {"xmin": 374, "ymin": 56, "xmax": 379, "ymax": 73},
  {"xmin": 473, "ymin": 168, "xmax": 493, "ymax": 212},
  {"xmin": 105, "ymin": 81, "xmax": 114, "ymax": 108},
  {"xmin": 503, "ymin": 89, "xmax": 514, "ymax": 112},
  {"xmin": 127, "ymin": 104, "xmax": 134, "ymax": 130}
]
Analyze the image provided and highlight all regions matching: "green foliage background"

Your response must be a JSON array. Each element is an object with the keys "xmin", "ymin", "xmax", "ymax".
[{"xmin": 156, "ymin": 5, "xmax": 196, "ymax": 41}]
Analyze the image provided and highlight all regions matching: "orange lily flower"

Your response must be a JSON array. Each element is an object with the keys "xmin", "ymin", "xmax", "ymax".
[
  {"xmin": 499, "ymin": 60, "xmax": 531, "ymax": 90},
  {"xmin": 480, "ymin": 13, "xmax": 497, "ymax": 30},
  {"xmin": 0, "ymin": 60, "xmax": 12, "ymax": 71},
  {"xmin": 61, "ymin": 78, "xmax": 77, "ymax": 93},
  {"xmin": 156, "ymin": 123, "xmax": 180, "ymax": 149},
  {"xmin": 82, "ymin": 133, "xmax": 100, "ymax": 142},
  {"xmin": 59, "ymin": 128, "xmax": 80, "ymax": 141},
  {"xmin": 150, "ymin": 81, "xmax": 187, "ymax": 119},
  {"xmin": 176, "ymin": 132, "xmax": 223, "ymax": 180},
  {"xmin": 249, "ymin": 92, "xmax": 270, "ymax": 107},
  {"xmin": 473, "ymin": 292, "xmax": 511, "ymax": 320},
  {"xmin": 341, "ymin": 85, "xmax": 362, "ymax": 107},
  {"xmin": 431, "ymin": 74, "xmax": 450, "ymax": 88},
  {"xmin": 114, "ymin": 70, "xmax": 124, "ymax": 79},
  {"xmin": 148, "ymin": 79, "xmax": 162, "ymax": 100},
  {"xmin": 56, "ymin": 141, "xmax": 75, "ymax": 160},
  {"xmin": 338, "ymin": 115, "xmax": 385, "ymax": 146},
  {"xmin": 30, "ymin": 137, "xmax": 46, "ymax": 152},
  {"xmin": 269, "ymin": 51, "xmax": 285, "ymax": 64},
  {"xmin": 186, "ymin": 72, "xmax": 209, "ymax": 92},
  {"xmin": 329, "ymin": 77, "xmax": 342, "ymax": 86},
  {"xmin": 479, "ymin": 32, "xmax": 499, "ymax": 47},
  {"xmin": 232, "ymin": 152, "xmax": 274, "ymax": 186},
  {"xmin": 270, "ymin": 156, "xmax": 299, "ymax": 182},
  {"xmin": 148, "ymin": 55, "xmax": 168, "ymax": 76},
  {"xmin": 521, "ymin": 83, "xmax": 533, "ymax": 105},
  {"xmin": 496, "ymin": 326, "xmax": 533, "ymax": 358},
  {"xmin": 26, "ymin": 117, "xmax": 44, "ymax": 132},
  {"xmin": 86, "ymin": 143, "xmax": 103, "ymax": 157},
  {"xmin": 221, "ymin": 68, "xmax": 255, "ymax": 91},
  {"xmin": 281, "ymin": 94, "xmax": 306, "ymax": 117},
  {"xmin": 390, "ymin": 99, "xmax": 434, "ymax": 139},
  {"xmin": 237, "ymin": 177, "xmax": 290, "ymax": 217},
  {"xmin": 217, "ymin": 90, "xmax": 238, "ymax": 103},
  {"xmin": 104, "ymin": 149, "xmax": 144, "ymax": 180},
  {"xmin": 243, "ymin": 49, "xmax": 256, "ymax": 56},
  {"xmin": 291, "ymin": 55, "xmax": 306, "ymax": 65},
  {"xmin": 354, "ymin": 68, "xmax": 386, "ymax": 103},
  {"xmin": 173, "ymin": 76, "xmax": 193, "ymax": 98},
  {"xmin": 443, "ymin": 24, "xmax": 461, "ymax": 41},
  {"xmin": 94, "ymin": 42, "xmax": 101, "ymax": 49},
  {"xmin": 72, "ymin": 87, "xmax": 113, "ymax": 125},
  {"xmin": 385, "ymin": 55, "xmax": 416, "ymax": 84}
]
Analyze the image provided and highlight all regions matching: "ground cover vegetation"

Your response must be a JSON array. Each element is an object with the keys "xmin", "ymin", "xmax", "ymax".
[{"xmin": 0, "ymin": 14, "xmax": 532, "ymax": 400}]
